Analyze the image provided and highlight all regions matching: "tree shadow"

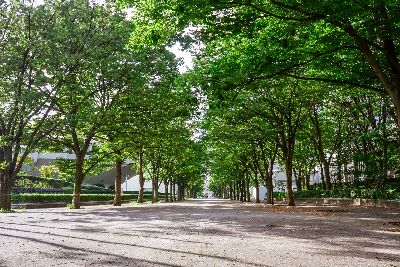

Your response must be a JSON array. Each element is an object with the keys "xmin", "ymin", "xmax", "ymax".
[{"xmin": 1, "ymin": 199, "xmax": 399, "ymax": 265}]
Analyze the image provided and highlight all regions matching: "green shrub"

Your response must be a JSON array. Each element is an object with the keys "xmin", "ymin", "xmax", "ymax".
[
  {"xmin": 11, "ymin": 193, "xmax": 156, "ymax": 203},
  {"xmin": 15, "ymin": 175, "xmax": 72, "ymax": 189},
  {"xmin": 294, "ymin": 185, "xmax": 400, "ymax": 200},
  {"xmin": 273, "ymin": 192, "xmax": 287, "ymax": 199}
]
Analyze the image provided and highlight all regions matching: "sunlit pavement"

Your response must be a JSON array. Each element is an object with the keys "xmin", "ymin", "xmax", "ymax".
[{"xmin": 0, "ymin": 199, "xmax": 399, "ymax": 266}]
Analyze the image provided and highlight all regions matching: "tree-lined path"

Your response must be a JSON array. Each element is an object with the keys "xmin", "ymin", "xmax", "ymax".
[{"xmin": 0, "ymin": 199, "xmax": 399, "ymax": 266}]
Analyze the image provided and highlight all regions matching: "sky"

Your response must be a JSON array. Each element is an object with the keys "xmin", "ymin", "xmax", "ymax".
[{"xmin": 168, "ymin": 43, "xmax": 194, "ymax": 73}]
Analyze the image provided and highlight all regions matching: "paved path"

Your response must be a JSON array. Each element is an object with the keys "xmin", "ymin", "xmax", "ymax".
[{"xmin": 0, "ymin": 199, "xmax": 399, "ymax": 266}]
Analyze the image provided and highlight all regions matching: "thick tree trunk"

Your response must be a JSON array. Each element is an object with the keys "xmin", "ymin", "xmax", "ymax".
[
  {"xmin": 113, "ymin": 159, "xmax": 123, "ymax": 206},
  {"xmin": 323, "ymin": 160, "xmax": 332, "ymax": 190},
  {"xmin": 265, "ymin": 159, "xmax": 275, "ymax": 204},
  {"xmin": 177, "ymin": 183, "xmax": 182, "ymax": 201},
  {"xmin": 181, "ymin": 183, "xmax": 185, "ymax": 200},
  {"xmin": 152, "ymin": 178, "xmax": 159, "ymax": 203},
  {"xmin": 164, "ymin": 179, "xmax": 169, "ymax": 202},
  {"xmin": 255, "ymin": 183, "xmax": 260, "ymax": 203},
  {"xmin": 71, "ymin": 156, "xmax": 85, "ymax": 209},
  {"xmin": 0, "ymin": 177, "xmax": 12, "ymax": 211},
  {"xmin": 266, "ymin": 173, "xmax": 274, "ymax": 204},
  {"xmin": 285, "ymin": 159, "xmax": 295, "ymax": 206},
  {"xmin": 72, "ymin": 180, "xmax": 83, "ymax": 209},
  {"xmin": 137, "ymin": 150, "xmax": 145, "ymax": 203}
]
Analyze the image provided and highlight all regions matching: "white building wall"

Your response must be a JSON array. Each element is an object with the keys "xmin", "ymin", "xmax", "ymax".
[
  {"xmin": 251, "ymin": 187, "xmax": 267, "ymax": 201},
  {"xmin": 121, "ymin": 175, "xmax": 167, "ymax": 193}
]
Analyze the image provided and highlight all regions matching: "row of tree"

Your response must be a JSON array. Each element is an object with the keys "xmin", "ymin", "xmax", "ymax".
[
  {"xmin": 130, "ymin": 0, "xmax": 400, "ymax": 205},
  {"xmin": 0, "ymin": 0, "xmax": 205, "ymax": 210}
]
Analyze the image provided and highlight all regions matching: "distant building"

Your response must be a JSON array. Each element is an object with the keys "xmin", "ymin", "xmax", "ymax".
[
  {"xmin": 250, "ymin": 164, "xmax": 325, "ymax": 201},
  {"xmin": 121, "ymin": 175, "xmax": 168, "ymax": 193}
]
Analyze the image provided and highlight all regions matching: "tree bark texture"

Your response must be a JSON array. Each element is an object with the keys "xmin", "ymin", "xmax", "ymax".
[
  {"xmin": 72, "ymin": 155, "xmax": 85, "ymax": 209},
  {"xmin": 137, "ymin": 150, "xmax": 145, "ymax": 203},
  {"xmin": 113, "ymin": 159, "xmax": 123, "ymax": 206}
]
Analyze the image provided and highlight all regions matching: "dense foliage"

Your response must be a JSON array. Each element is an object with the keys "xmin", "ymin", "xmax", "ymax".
[
  {"xmin": 0, "ymin": 0, "xmax": 205, "ymax": 210},
  {"xmin": 127, "ymin": 0, "xmax": 400, "ymax": 205},
  {"xmin": 2, "ymin": 0, "xmax": 400, "ymax": 209}
]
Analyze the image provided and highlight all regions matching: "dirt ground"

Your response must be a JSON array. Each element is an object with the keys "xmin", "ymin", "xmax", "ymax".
[{"xmin": 0, "ymin": 199, "xmax": 399, "ymax": 267}]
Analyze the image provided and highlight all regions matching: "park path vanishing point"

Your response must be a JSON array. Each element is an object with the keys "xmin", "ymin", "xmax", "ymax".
[{"xmin": 0, "ymin": 198, "xmax": 399, "ymax": 267}]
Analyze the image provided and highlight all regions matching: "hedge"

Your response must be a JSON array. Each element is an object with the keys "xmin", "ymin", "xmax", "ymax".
[
  {"xmin": 15, "ymin": 175, "xmax": 72, "ymax": 189},
  {"xmin": 11, "ymin": 193, "xmax": 156, "ymax": 204},
  {"xmin": 273, "ymin": 188, "xmax": 400, "ymax": 200}
]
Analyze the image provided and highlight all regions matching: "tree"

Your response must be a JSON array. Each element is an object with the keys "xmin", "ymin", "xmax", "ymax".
[
  {"xmin": 0, "ymin": 1, "xmax": 74, "ymax": 210},
  {"xmin": 45, "ymin": 0, "xmax": 132, "ymax": 209},
  {"xmin": 131, "ymin": 0, "xmax": 400, "ymax": 127}
]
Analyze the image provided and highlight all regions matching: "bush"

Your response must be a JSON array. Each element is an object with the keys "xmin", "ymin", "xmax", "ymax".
[
  {"xmin": 273, "ymin": 192, "xmax": 287, "ymax": 199},
  {"xmin": 294, "ymin": 185, "xmax": 400, "ymax": 200},
  {"xmin": 15, "ymin": 175, "xmax": 72, "ymax": 189},
  {"xmin": 11, "ymin": 193, "xmax": 156, "ymax": 204}
]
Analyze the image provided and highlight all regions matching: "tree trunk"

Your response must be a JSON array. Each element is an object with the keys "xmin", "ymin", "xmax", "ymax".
[
  {"xmin": 265, "ymin": 157, "xmax": 275, "ymax": 205},
  {"xmin": 323, "ymin": 160, "xmax": 332, "ymax": 190},
  {"xmin": 305, "ymin": 169, "xmax": 311, "ymax": 190},
  {"xmin": 294, "ymin": 170, "xmax": 302, "ymax": 191},
  {"xmin": 169, "ymin": 178, "xmax": 173, "ymax": 202},
  {"xmin": 137, "ymin": 149, "xmax": 145, "ymax": 203},
  {"xmin": 319, "ymin": 163, "xmax": 326, "ymax": 190},
  {"xmin": 245, "ymin": 174, "xmax": 251, "ymax": 202},
  {"xmin": 337, "ymin": 161, "xmax": 342, "ymax": 183},
  {"xmin": 233, "ymin": 180, "xmax": 237, "ymax": 200},
  {"xmin": 72, "ymin": 179, "xmax": 83, "ymax": 209},
  {"xmin": 181, "ymin": 183, "xmax": 185, "ymax": 200},
  {"xmin": 266, "ymin": 172, "xmax": 274, "ymax": 204},
  {"xmin": 152, "ymin": 177, "xmax": 159, "ymax": 203},
  {"xmin": 239, "ymin": 179, "xmax": 244, "ymax": 202},
  {"xmin": 173, "ymin": 182, "xmax": 177, "ymax": 201},
  {"xmin": 254, "ymin": 172, "xmax": 260, "ymax": 203},
  {"xmin": 0, "ymin": 176, "xmax": 12, "ymax": 211},
  {"xmin": 177, "ymin": 183, "xmax": 182, "ymax": 201},
  {"xmin": 285, "ymin": 158, "xmax": 295, "ymax": 206},
  {"xmin": 113, "ymin": 159, "xmax": 123, "ymax": 206},
  {"xmin": 71, "ymin": 156, "xmax": 85, "ymax": 209},
  {"xmin": 164, "ymin": 179, "xmax": 169, "ymax": 202},
  {"xmin": 235, "ymin": 179, "xmax": 239, "ymax": 200}
]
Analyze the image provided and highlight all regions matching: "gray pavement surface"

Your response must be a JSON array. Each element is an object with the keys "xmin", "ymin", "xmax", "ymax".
[{"xmin": 0, "ymin": 199, "xmax": 399, "ymax": 267}]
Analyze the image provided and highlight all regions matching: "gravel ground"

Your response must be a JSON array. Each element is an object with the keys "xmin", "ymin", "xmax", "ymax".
[{"xmin": 0, "ymin": 199, "xmax": 399, "ymax": 267}]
